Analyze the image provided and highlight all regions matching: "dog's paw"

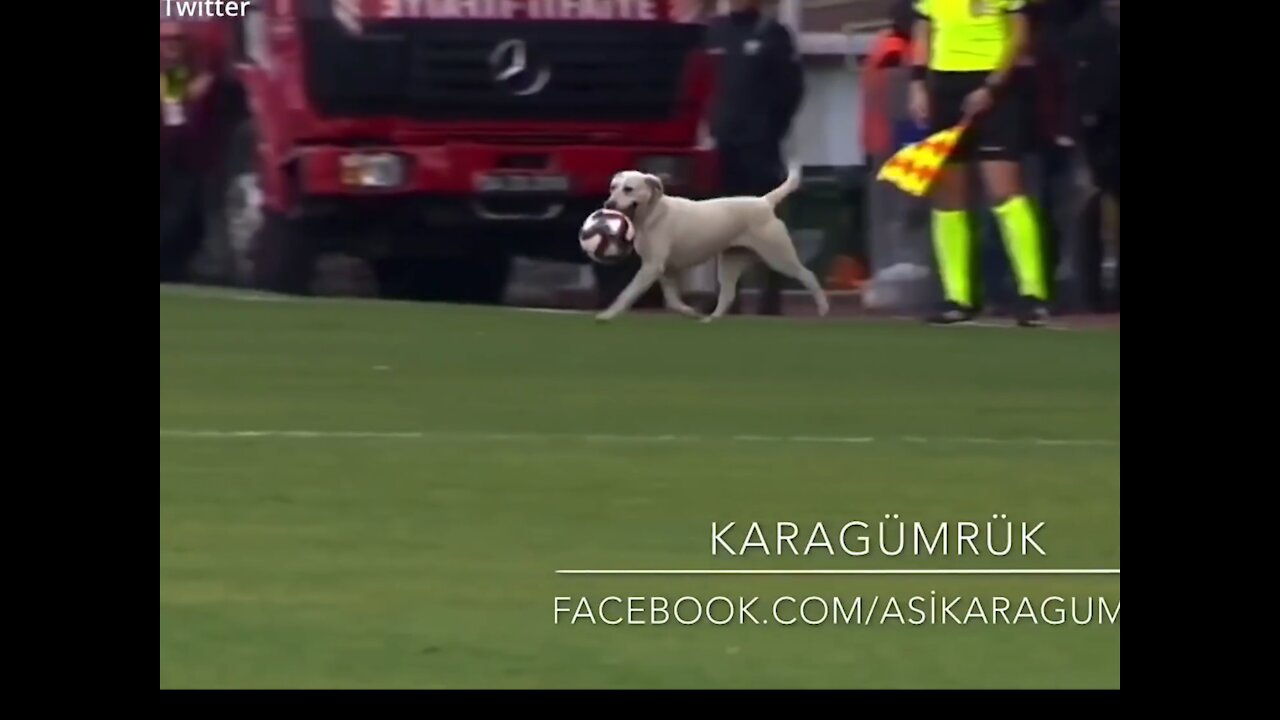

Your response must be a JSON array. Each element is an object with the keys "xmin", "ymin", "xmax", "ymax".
[{"xmin": 595, "ymin": 311, "xmax": 615, "ymax": 323}]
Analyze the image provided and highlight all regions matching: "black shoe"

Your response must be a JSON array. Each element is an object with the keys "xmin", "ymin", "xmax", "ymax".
[
  {"xmin": 926, "ymin": 301, "xmax": 976, "ymax": 325},
  {"xmin": 1016, "ymin": 296, "xmax": 1050, "ymax": 327}
]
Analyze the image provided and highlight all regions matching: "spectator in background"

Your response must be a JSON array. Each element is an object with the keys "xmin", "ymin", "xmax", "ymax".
[
  {"xmin": 1062, "ymin": 0, "xmax": 1119, "ymax": 200},
  {"xmin": 1006, "ymin": 0, "xmax": 1072, "ymax": 311},
  {"xmin": 160, "ymin": 22, "xmax": 216, "ymax": 281},
  {"xmin": 1033, "ymin": 0, "xmax": 1119, "ymax": 310},
  {"xmin": 891, "ymin": 0, "xmax": 918, "ymax": 39},
  {"xmin": 1027, "ymin": 0, "xmax": 1118, "ymax": 198},
  {"xmin": 160, "ymin": 23, "xmax": 212, "ymax": 132},
  {"xmin": 1061, "ymin": 0, "xmax": 1119, "ymax": 308},
  {"xmin": 860, "ymin": 8, "xmax": 914, "ymax": 162},
  {"xmin": 705, "ymin": 0, "xmax": 805, "ymax": 315}
]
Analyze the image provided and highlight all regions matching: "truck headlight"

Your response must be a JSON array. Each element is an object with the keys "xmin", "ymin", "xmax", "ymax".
[
  {"xmin": 636, "ymin": 155, "xmax": 693, "ymax": 188},
  {"xmin": 340, "ymin": 153, "xmax": 406, "ymax": 188}
]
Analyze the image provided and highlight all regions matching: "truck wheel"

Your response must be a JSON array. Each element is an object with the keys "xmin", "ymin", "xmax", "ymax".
[
  {"xmin": 252, "ymin": 212, "xmax": 318, "ymax": 295},
  {"xmin": 374, "ymin": 254, "xmax": 510, "ymax": 305},
  {"xmin": 460, "ymin": 253, "xmax": 511, "ymax": 305}
]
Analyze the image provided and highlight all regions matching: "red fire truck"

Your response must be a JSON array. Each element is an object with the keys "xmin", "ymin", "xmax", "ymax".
[{"xmin": 166, "ymin": 0, "xmax": 720, "ymax": 303}]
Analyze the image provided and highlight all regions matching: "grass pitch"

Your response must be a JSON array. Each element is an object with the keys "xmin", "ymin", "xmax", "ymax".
[{"xmin": 158, "ymin": 288, "xmax": 1120, "ymax": 689}]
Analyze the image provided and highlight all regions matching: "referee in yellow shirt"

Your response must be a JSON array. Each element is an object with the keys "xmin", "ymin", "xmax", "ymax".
[{"xmin": 909, "ymin": 0, "xmax": 1049, "ymax": 326}]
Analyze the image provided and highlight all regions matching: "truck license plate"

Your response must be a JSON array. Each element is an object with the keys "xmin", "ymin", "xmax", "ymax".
[{"xmin": 476, "ymin": 173, "xmax": 570, "ymax": 193}]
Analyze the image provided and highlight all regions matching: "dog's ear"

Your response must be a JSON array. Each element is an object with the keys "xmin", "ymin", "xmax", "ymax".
[{"xmin": 642, "ymin": 173, "xmax": 665, "ymax": 201}]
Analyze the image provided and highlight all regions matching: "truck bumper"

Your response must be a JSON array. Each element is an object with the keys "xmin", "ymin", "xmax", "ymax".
[{"xmin": 282, "ymin": 143, "xmax": 719, "ymax": 262}]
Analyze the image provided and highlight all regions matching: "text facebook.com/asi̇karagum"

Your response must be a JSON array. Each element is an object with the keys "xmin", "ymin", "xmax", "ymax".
[{"xmin": 554, "ymin": 518, "xmax": 1120, "ymax": 627}]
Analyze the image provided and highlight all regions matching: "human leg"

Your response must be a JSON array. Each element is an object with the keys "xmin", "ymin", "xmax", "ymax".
[
  {"xmin": 928, "ymin": 166, "xmax": 977, "ymax": 323},
  {"xmin": 721, "ymin": 142, "xmax": 789, "ymax": 315},
  {"xmin": 924, "ymin": 72, "xmax": 979, "ymax": 324},
  {"xmin": 976, "ymin": 94, "xmax": 1049, "ymax": 326}
]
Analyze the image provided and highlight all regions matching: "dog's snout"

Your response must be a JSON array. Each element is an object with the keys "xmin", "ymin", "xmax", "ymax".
[{"xmin": 603, "ymin": 200, "xmax": 618, "ymax": 210}]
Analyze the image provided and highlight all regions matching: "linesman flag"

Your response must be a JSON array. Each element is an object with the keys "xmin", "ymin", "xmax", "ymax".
[{"xmin": 875, "ymin": 124, "xmax": 967, "ymax": 197}]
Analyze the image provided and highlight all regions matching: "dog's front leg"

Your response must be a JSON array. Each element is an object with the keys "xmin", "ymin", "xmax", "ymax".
[
  {"xmin": 596, "ymin": 262, "xmax": 664, "ymax": 322},
  {"xmin": 659, "ymin": 273, "xmax": 703, "ymax": 319}
]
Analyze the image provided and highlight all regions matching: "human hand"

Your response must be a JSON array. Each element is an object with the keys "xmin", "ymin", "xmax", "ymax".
[
  {"xmin": 908, "ymin": 81, "xmax": 929, "ymax": 128},
  {"xmin": 962, "ymin": 87, "xmax": 994, "ymax": 120}
]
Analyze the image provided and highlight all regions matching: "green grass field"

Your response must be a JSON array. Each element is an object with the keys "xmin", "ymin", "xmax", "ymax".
[{"xmin": 158, "ymin": 287, "xmax": 1120, "ymax": 689}]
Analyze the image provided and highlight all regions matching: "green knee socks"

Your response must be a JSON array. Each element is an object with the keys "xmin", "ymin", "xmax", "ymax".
[
  {"xmin": 993, "ymin": 195, "xmax": 1048, "ymax": 301},
  {"xmin": 931, "ymin": 209, "xmax": 972, "ymax": 307},
  {"xmin": 932, "ymin": 196, "xmax": 1048, "ymax": 307}
]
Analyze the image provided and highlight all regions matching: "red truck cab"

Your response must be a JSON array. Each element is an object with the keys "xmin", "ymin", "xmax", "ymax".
[{"xmin": 170, "ymin": 0, "xmax": 720, "ymax": 303}]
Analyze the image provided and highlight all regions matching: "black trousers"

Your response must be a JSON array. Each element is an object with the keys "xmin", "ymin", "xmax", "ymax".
[
  {"xmin": 717, "ymin": 142, "xmax": 786, "ymax": 314},
  {"xmin": 160, "ymin": 132, "xmax": 204, "ymax": 281}
]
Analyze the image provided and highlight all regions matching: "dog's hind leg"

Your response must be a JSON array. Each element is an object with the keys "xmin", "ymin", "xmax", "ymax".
[
  {"xmin": 749, "ymin": 220, "xmax": 830, "ymax": 316},
  {"xmin": 659, "ymin": 273, "xmax": 703, "ymax": 319},
  {"xmin": 704, "ymin": 248, "xmax": 755, "ymax": 322}
]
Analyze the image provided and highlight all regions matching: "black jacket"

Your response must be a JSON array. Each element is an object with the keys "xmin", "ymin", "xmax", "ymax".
[
  {"xmin": 1064, "ymin": 6, "xmax": 1119, "ymax": 122},
  {"xmin": 1063, "ymin": 4, "xmax": 1119, "ymax": 194},
  {"xmin": 705, "ymin": 10, "xmax": 804, "ymax": 147}
]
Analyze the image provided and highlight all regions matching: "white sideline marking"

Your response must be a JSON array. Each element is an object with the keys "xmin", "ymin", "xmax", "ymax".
[
  {"xmin": 555, "ymin": 568, "xmax": 1120, "ymax": 576},
  {"xmin": 161, "ymin": 286, "xmax": 1110, "ymax": 331},
  {"xmin": 158, "ymin": 429, "xmax": 1117, "ymax": 447},
  {"xmin": 510, "ymin": 307, "xmax": 590, "ymax": 316},
  {"xmin": 160, "ymin": 285, "xmax": 298, "ymax": 303}
]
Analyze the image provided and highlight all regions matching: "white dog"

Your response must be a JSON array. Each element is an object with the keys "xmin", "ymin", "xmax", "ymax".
[{"xmin": 597, "ymin": 165, "xmax": 830, "ymax": 322}]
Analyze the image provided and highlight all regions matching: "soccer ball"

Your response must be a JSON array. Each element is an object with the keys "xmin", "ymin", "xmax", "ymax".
[{"xmin": 578, "ymin": 208, "xmax": 636, "ymax": 264}]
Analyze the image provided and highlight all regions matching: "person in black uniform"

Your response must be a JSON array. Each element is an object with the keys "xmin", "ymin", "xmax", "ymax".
[
  {"xmin": 1056, "ymin": 0, "xmax": 1120, "ymax": 309},
  {"xmin": 1060, "ymin": 0, "xmax": 1119, "ymax": 200},
  {"xmin": 705, "ymin": 0, "xmax": 805, "ymax": 315}
]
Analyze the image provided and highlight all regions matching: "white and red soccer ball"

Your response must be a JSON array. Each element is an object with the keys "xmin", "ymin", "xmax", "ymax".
[{"xmin": 578, "ymin": 208, "xmax": 636, "ymax": 264}]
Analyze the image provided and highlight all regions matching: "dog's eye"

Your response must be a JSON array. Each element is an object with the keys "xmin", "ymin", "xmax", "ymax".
[{"xmin": 623, "ymin": 187, "xmax": 633, "ymax": 194}]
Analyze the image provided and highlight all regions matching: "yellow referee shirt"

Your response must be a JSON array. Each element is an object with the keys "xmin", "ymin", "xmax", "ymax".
[{"xmin": 914, "ymin": 0, "xmax": 1027, "ymax": 72}]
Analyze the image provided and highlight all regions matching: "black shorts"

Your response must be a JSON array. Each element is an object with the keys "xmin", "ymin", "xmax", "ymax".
[{"xmin": 928, "ymin": 70, "xmax": 1023, "ymax": 163}]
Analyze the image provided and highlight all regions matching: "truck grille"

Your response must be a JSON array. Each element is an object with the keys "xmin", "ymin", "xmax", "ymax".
[{"xmin": 298, "ymin": 3, "xmax": 704, "ymax": 123}]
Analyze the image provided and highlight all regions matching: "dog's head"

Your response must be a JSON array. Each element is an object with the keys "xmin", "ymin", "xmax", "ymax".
[{"xmin": 604, "ymin": 170, "xmax": 664, "ymax": 221}]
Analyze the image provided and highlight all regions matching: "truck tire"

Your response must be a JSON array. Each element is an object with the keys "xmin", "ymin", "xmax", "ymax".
[
  {"xmin": 458, "ymin": 253, "xmax": 512, "ymax": 305},
  {"xmin": 252, "ymin": 212, "xmax": 318, "ymax": 295},
  {"xmin": 374, "ymin": 253, "xmax": 511, "ymax": 305}
]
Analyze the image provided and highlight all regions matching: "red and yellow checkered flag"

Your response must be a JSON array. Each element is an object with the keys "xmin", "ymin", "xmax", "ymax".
[{"xmin": 876, "ymin": 124, "xmax": 967, "ymax": 197}]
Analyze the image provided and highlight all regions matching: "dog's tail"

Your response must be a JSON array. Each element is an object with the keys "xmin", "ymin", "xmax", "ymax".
[{"xmin": 764, "ymin": 161, "xmax": 803, "ymax": 209}]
